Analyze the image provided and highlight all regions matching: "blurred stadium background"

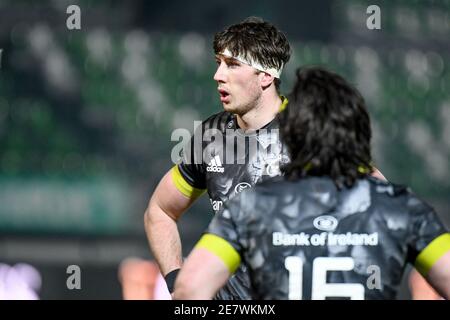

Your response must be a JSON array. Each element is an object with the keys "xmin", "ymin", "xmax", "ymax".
[{"xmin": 0, "ymin": 0, "xmax": 449, "ymax": 299}]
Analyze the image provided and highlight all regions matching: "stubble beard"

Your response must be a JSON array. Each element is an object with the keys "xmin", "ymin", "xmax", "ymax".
[{"xmin": 223, "ymin": 92, "xmax": 261, "ymax": 116}]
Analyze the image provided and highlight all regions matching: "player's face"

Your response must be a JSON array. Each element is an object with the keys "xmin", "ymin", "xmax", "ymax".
[{"xmin": 213, "ymin": 55, "xmax": 262, "ymax": 115}]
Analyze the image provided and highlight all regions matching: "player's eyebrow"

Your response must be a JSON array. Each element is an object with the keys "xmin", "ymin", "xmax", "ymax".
[{"xmin": 215, "ymin": 54, "xmax": 241, "ymax": 65}]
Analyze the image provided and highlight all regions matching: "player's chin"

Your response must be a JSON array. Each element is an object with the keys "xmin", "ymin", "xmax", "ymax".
[{"xmin": 222, "ymin": 103, "xmax": 237, "ymax": 113}]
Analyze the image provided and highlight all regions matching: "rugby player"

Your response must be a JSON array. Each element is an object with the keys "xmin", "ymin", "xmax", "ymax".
[
  {"xmin": 144, "ymin": 17, "xmax": 437, "ymax": 299},
  {"xmin": 173, "ymin": 67, "xmax": 450, "ymax": 300},
  {"xmin": 145, "ymin": 17, "xmax": 291, "ymax": 299}
]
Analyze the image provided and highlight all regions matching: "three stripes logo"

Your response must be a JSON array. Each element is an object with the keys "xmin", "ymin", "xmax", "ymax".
[{"xmin": 206, "ymin": 155, "xmax": 225, "ymax": 173}]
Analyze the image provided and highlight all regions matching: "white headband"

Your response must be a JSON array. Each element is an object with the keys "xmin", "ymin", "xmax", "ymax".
[{"xmin": 221, "ymin": 48, "xmax": 283, "ymax": 78}]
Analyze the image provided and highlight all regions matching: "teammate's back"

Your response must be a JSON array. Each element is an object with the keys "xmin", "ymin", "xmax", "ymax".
[{"xmin": 209, "ymin": 175, "xmax": 446, "ymax": 299}]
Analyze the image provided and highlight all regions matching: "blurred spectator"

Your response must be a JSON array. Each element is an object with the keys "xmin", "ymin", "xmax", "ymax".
[
  {"xmin": 118, "ymin": 257, "xmax": 171, "ymax": 300},
  {"xmin": 0, "ymin": 263, "xmax": 41, "ymax": 300}
]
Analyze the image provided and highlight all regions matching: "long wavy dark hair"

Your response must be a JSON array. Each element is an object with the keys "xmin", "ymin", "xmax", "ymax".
[{"xmin": 280, "ymin": 67, "xmax": 372, "ymax": 188}]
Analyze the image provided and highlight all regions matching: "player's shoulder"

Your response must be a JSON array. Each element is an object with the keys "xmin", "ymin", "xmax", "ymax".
[
  {"xmin": 201, "ymin": 111, "xmax": 234, "ymax": 131},
  {"xmin": 225, "ymin": 177, "xmax": 284, "ymax": 209},
  {"xmin": 225, "ymin": 179, "xmax": 282, "ymax": 223},
  {"xmin": 240, "ymin": 176, "xmax": 296, "ymax": 206},
  {"xmin": 367, "ymin": 176, "xmax": 409, "ymax": 197},
  {"xmin": 367, "ymin": 177, "xmax": 432, "ymax": 213}
]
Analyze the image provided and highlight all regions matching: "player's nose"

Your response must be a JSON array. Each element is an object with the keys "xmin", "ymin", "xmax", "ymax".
[{"xmin": 213, "ymin": 63, "xmax": 226, "ymax": 83}]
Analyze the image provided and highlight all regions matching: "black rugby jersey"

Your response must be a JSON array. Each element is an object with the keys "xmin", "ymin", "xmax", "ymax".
[
  {"xmin": 172, "ymin": 98, "xmax": 289, "ymax": 300},
  {"xmin": 205, "ymin": 176, "xmax": 449, "ymax": 299}
]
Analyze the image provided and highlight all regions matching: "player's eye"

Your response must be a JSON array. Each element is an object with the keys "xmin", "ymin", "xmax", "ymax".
[{"xmin": 226, "ymin": 61, "xmax": 240, "ymax": 68}]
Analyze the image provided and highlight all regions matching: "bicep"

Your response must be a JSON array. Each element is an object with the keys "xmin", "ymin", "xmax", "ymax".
[
  {"xmin": 425, "ymin": 250, "xmax": 450, "ymax": 299},
  {"xmin": 409, "ymin": 268, "xmax": 441, "ymax": 300},
  {"xmin": 414, "ymin": 233, "xmax": 450, "ymax": 299},
  {"xmin": 175, "ymin": 247, "xmax": 231, "ymax": 299},
  {"xmin": 150, "ymin": 167, "xmax": 204, "ymax": 221}
]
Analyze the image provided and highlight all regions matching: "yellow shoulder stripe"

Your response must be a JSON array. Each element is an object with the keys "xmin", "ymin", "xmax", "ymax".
[
  {"xmin": 171, "ymin": 165, "xmax": 206, "ymax": 199},
  {"xmin": 415, "ymin": 233, "xmax": 450, "ymax": 277},
  {"xmin": 195, "ymin": 233, "xmax": 241, "ymax": 274}
]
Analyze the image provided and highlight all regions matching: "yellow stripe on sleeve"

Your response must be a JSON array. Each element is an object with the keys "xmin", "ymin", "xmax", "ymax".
[
  {"xmin": 415, "ymin": 233, "xmax": 450, "ymax": 277},
  {"xmin": 195, "ymin": 233, "xmax": 241, "ymax": 274},
  {"xmin": 171, "ymin": 165, "xmax": 206, "ymax": 199}
]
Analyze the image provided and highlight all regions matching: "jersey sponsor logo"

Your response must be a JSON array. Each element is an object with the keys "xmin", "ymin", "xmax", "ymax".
[
  {"xmin": 206, "ymin": 155, "xmax": 225, "ymax": 173},
  {"xmin": 313, "ymin": 215, "xmax": 338, "ymax": 232},
  {"xmin": 234, "ymin": 182, "xmax": 252, "ymax": 194},
  {"xmin": 272, "ymin": 231, "xmax": 379, "ymax": 247},
  {"xmin": 210, "ymin": 199, "xmax": 223, "ymax": 212}
]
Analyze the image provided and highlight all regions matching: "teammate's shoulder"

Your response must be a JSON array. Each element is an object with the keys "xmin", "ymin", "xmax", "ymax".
[
  {"xmin": 249, "ymin": 176, "xmax": 305, "ymax": 201},
  {"xmin": 367, "ymin": 176, "xmax": 409, "ymax": 197},
  {"xmin": 227, "ymin": 178, "xmax": 283, "ymax": 208},
  {"xmin": 253, "ymin": 176, "xmax": 287, "ymax": 192},
  {"xmin": 366, "ymin": 177, "xmax": 436, "ymax": 219},
  {"xmin": 227, "ymin": 179, "xmax": 281, "ymax": 221},
  {"xmin": 201, "ymin": 111, "xmax": 234, "ymax": 131}
]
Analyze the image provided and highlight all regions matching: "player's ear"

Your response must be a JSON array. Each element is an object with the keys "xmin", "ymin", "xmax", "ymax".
[{"xmin": 260, "ymin": 72, "xmax": 275, "ymax": 89}]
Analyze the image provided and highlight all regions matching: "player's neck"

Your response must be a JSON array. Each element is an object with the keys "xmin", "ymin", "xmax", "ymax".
[{"xmin": 236, "ymin": 92, "xmax": 282, "ymax": 131}]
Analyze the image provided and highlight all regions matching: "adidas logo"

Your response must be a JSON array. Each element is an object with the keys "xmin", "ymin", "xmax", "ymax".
[{"xmin": 206, "ymin": 155, "xmax": 225, "ymax": 173}]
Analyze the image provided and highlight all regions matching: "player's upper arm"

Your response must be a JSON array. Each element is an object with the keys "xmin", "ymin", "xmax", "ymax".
[
  {"xmin": 415, "ymin": 233, "xmax": 450, "ymax": 299},
  {"xmin": 195, "ymin": 233, "xmax": 241, "ymax": 274},
  {"xmin": 148, "ymin": 165, "xmax": 206, "ymax": 221},
  {"xmin": 174, "ymin": 234, "xmax": 240, "ymax": 299}
]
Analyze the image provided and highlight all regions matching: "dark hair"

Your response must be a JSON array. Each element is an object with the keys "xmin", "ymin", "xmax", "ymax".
[
  {"xmin": 280, "ymin": 67, "xmax": 372, "ymax": 188},
  {"xmin": 213, "ymin": 17, "xmax": 291, "ymax": 92}
]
